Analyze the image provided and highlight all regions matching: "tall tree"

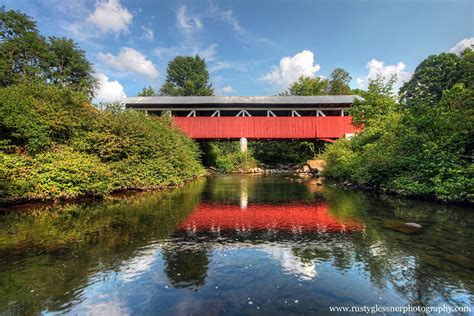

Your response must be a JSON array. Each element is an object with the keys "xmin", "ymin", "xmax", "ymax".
[
  {"xmin": 399, "ymin": 52, "xmax": 461, "ymax": 107},
  {"xmin": 45, "ymin": 37, "xmax": 96, "ymax": 98},
  {"xmin": 350, "ymin": 75, "xmax": 397, "ymax": 127},
  {"xmin": 457, "ymin": 48, "xmax": 474, "ymax": 90},
  {"xmin": 328, "ymin": 68, "xmax": 352, "ymax": 95},
  {"xmin": 0, "ymin": 7, "xmax": 48, "ymax": 86},
  {"xmin": 160, "ymin": 55, "xmax": 213, "ymax": 96},
  {"xmin": 285, "ymin": 76, "xmax": 329, "ymax": 96},
  {"xmin": 0, "ymin": 8, "xmax": 96, "ymax": 97},
  {"xmin": 138, "ymin": 85, "xmax": 157, "ymax": 96}
]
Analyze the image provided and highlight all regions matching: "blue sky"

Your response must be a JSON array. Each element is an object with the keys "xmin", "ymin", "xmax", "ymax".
[{"xmin": 2, "ymin": 0, "xmax": 473, "ymax": 101}]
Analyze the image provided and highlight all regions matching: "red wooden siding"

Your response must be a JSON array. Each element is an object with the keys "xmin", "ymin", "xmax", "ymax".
[
  {"xmin": 179, "ymin": 203, "xmax": 363, "ymax": 232},
  {"xmin": 173, "ymin": 116, "xmax": 360, "ymax": 140}
]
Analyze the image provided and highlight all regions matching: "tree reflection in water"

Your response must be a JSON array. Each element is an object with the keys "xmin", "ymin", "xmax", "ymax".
[
  {"xmin": 0, "ymin": 175, "xmax": 472, "ymax": 314},
  {"xmin": 162, "ymin": 241, "xmax": 210, "ymax": 290}
]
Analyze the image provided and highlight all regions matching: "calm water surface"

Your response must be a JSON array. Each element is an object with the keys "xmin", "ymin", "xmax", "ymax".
[{"xmin": 0, "ymin": 175, "xmax": 473, "ymax": 315}]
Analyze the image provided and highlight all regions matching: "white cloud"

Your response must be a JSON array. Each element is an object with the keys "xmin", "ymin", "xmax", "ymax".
[
  {"xmin": 97, "ymin": 47, "xmax": 159, "ymax": 79},
  {"xmin": 208, "ymin": 6, "xmax": 242, "ymax": 34},
  {"xmin": 261, "ymin": 50, "xmax": 321, "ymax": 90},
  {"xmin": 64, "ymin": 0, "xmax": 132, "ymax": 39},
  {"xmin": 216, "ymin": 86, "xmax": 235, "ymax": 96},
  {"xmin": 154, "ymin": 46, "xmax": 181, "ymax": 59},
  {"xmin": 222, "ymin": 86, "xmax": 234, "ymax": 93},
  {"xmin": 95, "ymin": 73, "xmax": 126, "ymax": 102},
  {"xmin": 152, "ymin": 3, "xmax": 272, "ymax": 78},
  {"xmin": 263, "ymin": 245, "xmax": 317, "ymax": 281},
  {"xmin": 356, "ymin": 59, "xmax": 412, "ymax": 91},
  {"xmin": 199, "ymin": 44, "xmax": 217, "ymax": 61},
  {"xmin": 207, "ymin": 3, "xmax": 274, "ymax": 47},
  {"xmin": 208, "ymin": 61, "xmax": 233, "ymax": 73},
  {"xmin": 117, "ymin": 247, "xmax": 160, "ymax": 282},
  {"xmin": 449, "ymin": 37, "xmax": 474, "ymax": 55},
  {"xmin": 44, "ymin": 0, "xmax": 91, "ymax": 19},
  {"xmin": 177, "ymin": 5, "xmax": 203, "ymax": 32},
  {"xmin": 141, "ymin": 25, "xmax": 154, "ymax": 41},
  {"xmin": 87, "ymin": 0, "xmax": 132, "ymax": 34},
  {"xmin": 154, "ymin": 43, "xmax": 217, "ymax": 62}
]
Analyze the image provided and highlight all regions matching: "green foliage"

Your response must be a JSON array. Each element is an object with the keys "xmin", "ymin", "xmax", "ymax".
[
  {"xmin": 251, "ymin": 141, "xmax": 317, "ymax": 164},
  {"xmin": 0, "ymin": 9, "xmax": 205, "ymax": 203},
  {"xmin": 328, "ymin": 68, "xmax": 352, "ymax": 95},
  {"xmin": 45, "ymin": 37, "xmax": 96, "ymax": 98},
  {"xmin": 138, "ymin": 85, "xmax": 157, "ymax": 96},
  {"xmin": 215, "ymin": 151, "xmax": 257, "ymax": 173},
  {"xmin": 0, "ymin": 7, "xmax": 48, "ymax": 86},
  {"xmin": 0, "ymin": 85, "xmax": 204, "ymax": 203},
  {"xmin": 200, "ymin": 142, "xmax": 257, "ymax": 173},
  {"xmin": 284, "ymin": 76, "xmax": 329, "ymax": 96},
  {"xmin": 0, "ymin": 8, "xmax": 96, "ymax": 97},
  {"xmin": 350, "ymin": 76, "xmax": 397, "ymax": 127},
  {"xmin": 83, "ymin": 110, "xmax": 204, "ymax": 189},
  {"xmin": 400, "ymin": 52, "xmax": 461, "ymax": 107},
  {"xmin": 320, "ymin": 138, "xmax": 359, "ymax": 180},
  {"xmin": 0, "ymin": 82, "xmax": 94, "ymax": 153},
  {"xmin": 1, "ymin": 148, "xmax": 112, "ymax": 201},
  {"xmin": 284, "ymin": 67, "xmax": 352, "ymax": 96},
  {"xmin": 323, "ymin": 52, "xmax": 474, "ymax": 203},
  {"xmin": 160, "ymin": 55, "xmax": 213, "ymax": 96}
]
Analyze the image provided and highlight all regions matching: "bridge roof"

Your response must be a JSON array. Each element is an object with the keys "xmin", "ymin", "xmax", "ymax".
[{"xmin": 124, "ymin": 95, "xmax": 362, "ymax": 109}]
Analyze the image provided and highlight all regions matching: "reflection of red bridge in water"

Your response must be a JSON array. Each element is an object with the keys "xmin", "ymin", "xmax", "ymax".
[{"xmin": 179, "ymin": 203, "xmax": 363, "ymax": 233}]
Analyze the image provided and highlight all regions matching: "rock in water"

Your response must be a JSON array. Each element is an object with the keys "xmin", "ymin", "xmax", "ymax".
[
  {"xmin": 405, "ymin": 222, "xmax": 422, "ymax": 229},
  {"xmin": 306, "ymin": 159, "xmax": 326, "ymax": 172},
  {"xmin": 382, "ymin": 220, "xmax": 422, "ymax": 234}
]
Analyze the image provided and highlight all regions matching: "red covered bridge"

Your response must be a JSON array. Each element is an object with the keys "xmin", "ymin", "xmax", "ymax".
[{"xmin": 124, "ymin": 96, "xmax": 362, "ymax": 144}]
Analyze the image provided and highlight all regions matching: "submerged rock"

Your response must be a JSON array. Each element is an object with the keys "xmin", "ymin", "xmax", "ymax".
[
  {"xmin": 382, "ymin": 220, "xmax": 422, "ymax": 234},
  {"xmin": 421, "ymin": 255, "xmax": 452, "ymax": 271},
  {"xmin": 446, "ymin": 255, "xmax": 474, "ymax": 269}
]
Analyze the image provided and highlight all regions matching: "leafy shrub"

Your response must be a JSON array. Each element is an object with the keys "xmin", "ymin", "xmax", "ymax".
[
  {"xmin": 200, "ymin": 141, "xmax": 258, "ymax": 173},
  {"xmin": 0, "ymin": 82, "xmax": 95, "ymax": 153},
  {"xmin": 1, "ymin": 147, "xmax": 112, "ymax": 201},
  {"xmin": 321, "ymin": 139, "xmax": 358, "ymax": 180},
  {"xmin": 0, "ymin": 88, "xmax": 204, "ymax": 204},
  {"xmin": 250, "ymin": 141, "xmax": 318, "ymax": 165},
  {"xmin": 215, "ymin": 152, "xmax": 257, "ymax": 173},
  {"xmin": 322, "ymin": 50, "xmax": 474, "ymax": 203}
]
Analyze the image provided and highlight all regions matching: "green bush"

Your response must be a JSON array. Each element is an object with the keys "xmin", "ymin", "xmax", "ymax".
[
  {"xmin": 0, "ymin": 85, "xmax": 204, "ymax": 204},
  {"xmin": 321, "ymin": 139, "xmax": 359, "ymax": 180},
  {"xmin": 0, "ymin": 82, "xmax": 95, "ymax": 153},
  {"xmin": 215, "ymin": 151, "xmax": 257, "ymax": 173},
  {"xmin": 1, "ymin": 147, "xmax": 112, "ymax": 201},
  {"xmin": 250, "ymin": 141, "xmax": 318, "ymax": 165},
  {"xmin": 200, "ymin": 141, "xmax": 258, "ymax": 173},
  {"xmin": 322, "ymin": 50, "xmax": 474, "ymax": 203},
  {"xmin": 0, "ymin": 8, "xmax": 205, "ymax": 204}
]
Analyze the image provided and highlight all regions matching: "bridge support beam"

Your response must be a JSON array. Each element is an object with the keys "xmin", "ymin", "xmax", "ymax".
[{"xmin": 240, "ymin": 137, "xmax": 248, "ymax": 152}]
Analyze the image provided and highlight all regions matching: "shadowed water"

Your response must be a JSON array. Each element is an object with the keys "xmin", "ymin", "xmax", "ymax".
[{"xmin": 0, "ymin": 175, "xmax": 472, "ymax": 315}]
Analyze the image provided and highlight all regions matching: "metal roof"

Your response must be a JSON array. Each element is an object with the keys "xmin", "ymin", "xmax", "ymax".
[{"xmin": 124, "ymin": 95, "xmax": 363, "ymax": 106}]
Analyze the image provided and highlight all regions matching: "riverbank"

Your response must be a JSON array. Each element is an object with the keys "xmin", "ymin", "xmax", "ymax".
[
  {"xmin": 0, "ymin": 84, "xmax": 204, "ymax": 206},
  {"xmin": 319, "ymin": 50, "xmax": 473, "ymax": 204}
]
